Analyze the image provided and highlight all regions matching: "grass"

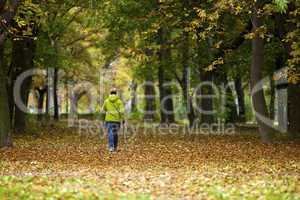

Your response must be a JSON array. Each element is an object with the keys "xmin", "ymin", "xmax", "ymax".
[{"xmin": 0, "ymin": 176, "xmax": 151, "ymax": 200}]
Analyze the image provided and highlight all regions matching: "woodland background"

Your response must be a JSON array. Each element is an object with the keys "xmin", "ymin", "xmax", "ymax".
[{"xmin": 0, "ymin": 0, "xmax": 300, "ymax": 199}]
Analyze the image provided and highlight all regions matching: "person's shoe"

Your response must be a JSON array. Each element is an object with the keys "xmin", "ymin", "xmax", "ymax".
[{"xmin": 109, "ymin": 147, "xmax": 114, "ymax": 153}]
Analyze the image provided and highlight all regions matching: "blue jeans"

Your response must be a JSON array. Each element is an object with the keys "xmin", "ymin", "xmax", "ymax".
[{"xmin": 106, "ymin": 122, "xmax": 120, "ymax": 150}]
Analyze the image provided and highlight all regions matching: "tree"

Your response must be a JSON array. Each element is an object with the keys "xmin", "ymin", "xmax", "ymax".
[
  {"xmin": 0, "ymin": 42, "xmax": 12, "ymax": 147},
  {"xmin": 250, "ymin": 1, "xmax": 273, "ymax": 142},
  {"xmin": 35, "ymin": 0, "xmax": 101, "ymax": 120},
  {"xmin": 234, "ymin": 76, "xmax": 246, "ymax": 122},
  {"xmin": 284, "ymin": 2, "xmax": 300, "ymax": 135},
  {"xmin": 11, "ymin": 38, "xmax": 36, "ymax": 133},
  {"xmin": 175, "ymin": 31, "xmax": 195, "ymax": 126},
  {"xmin": 0, "ymin": 0, "xmax": 20, "ymax": 147}
]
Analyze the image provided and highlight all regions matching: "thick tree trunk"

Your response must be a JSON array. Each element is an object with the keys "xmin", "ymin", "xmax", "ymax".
[
  {"xmin": 288, "ymin": 83, "xmax": 300, "ymax": 135},
  {"xmin": 181, "ymin": 31, "xmax": 195, "ymax": 126},
  {"xmin": 200, "ymin": 71, "xmax": 214, "ymax": 124},
  {"xmin": 0, "ymin": 45, "xmax": 12, "ymax": 148},
  {"xmin": 14, "ymin": 83, "xmax": 30, "ymax": 133},
  {"xmin": 12, "ymin": 39, "xmax": 35, "ymax": 133},
  {"xmin": 234, "ymin": 76, "xmax": 246, "ymax": 122},
  {"xmin": 0, "ymin": 74, "xmax": 12, "ymax": 148},
  {"xmin": 144, "ymin": 77, "xmax": 156, "ymax": 121},
  {"xmin": 273, "ymin": 10, "xmax": 299, "ymax": 135},
  {"xmin": 163, "ymin": 83, "xmax": 175, "ymax": 124},
  {"xmin": 1, "ymin": 44, "xmax": 14, "ymax": 125},
  {"xmin": 53, "ymin": 68, "xmax": 59, "ymax": 120},
  {"xmin": 195, "ymin": 36, "xmax": 214, "ymax": 124},
  {"xmin": 158, "ymin": 66, "xmax": 175, "ymax": 124},
  {"xmin": 251, "ymin": 9, "xmax": 273, "ymax": 143},
  {"xmin": 270, "ymin": 41, "xmax": 286, "ymax": 120},
  {"xmin": 158, "ymin": 64, "xmax": 165, "ymax": 123},
  {"xmin": 7, "ymin": 76, "xmax": 14, "ymax": 125},
  {"xmin": 158, "ymin": 28, "xmax": 175, "ymax": 124}
]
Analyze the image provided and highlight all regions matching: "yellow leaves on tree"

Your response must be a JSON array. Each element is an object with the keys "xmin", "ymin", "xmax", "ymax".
[{"xmin": 205, "ymin": 57, "xmax": 224, "ymax": 72}]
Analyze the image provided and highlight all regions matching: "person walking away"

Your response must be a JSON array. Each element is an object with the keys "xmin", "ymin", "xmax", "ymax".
[{"xmin": 101, "ymin": 88, "xmax": 125, "ymax": 152}]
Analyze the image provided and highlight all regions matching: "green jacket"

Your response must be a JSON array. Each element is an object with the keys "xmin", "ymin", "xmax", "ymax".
[{"xmin": 101, "ymin": 94, "xmax": 125, "ymax": 122}]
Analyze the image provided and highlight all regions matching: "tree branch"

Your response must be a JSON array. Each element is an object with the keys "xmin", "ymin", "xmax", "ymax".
[
  {"xmin": 173, "ymin": 71, "xmax": 183, "ymax": 86},
  {"xmin": 219, "ymin": 20, "xmax": 253, "ymax": 57},
  {"xmin": 63, "ymin": 30, "xmax": 99, "ymax": 47}
]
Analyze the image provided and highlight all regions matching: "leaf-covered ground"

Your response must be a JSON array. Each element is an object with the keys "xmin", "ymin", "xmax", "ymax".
[{"xmin": 1, "ymin": 125, "xmax": 300, "ymax": 199}]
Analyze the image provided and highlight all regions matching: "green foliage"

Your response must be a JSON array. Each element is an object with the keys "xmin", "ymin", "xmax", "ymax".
[
  {"xmin": 31, "ymin": 0, "xmax": 103, "ymax": 84},
  {"xmin": 3, "ymin": 0, "xmax": 300, "ymax": 124},
  {"xmin": 274, "ymin": 0, "xmax": 289, "ymax": 13}
]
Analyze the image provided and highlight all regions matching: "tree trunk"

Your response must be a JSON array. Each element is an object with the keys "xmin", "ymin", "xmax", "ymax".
[
  {"xmin": 53, "ymin": 68, "xmax": 59, "ymax": 120},
  {"xmin": 251, "ymin": 7, "xmax": 273, "ymax": 142},
  {"xmin": 45, "ymin": 70, "xmax": 49, "ymax": 117},
  {"xmin": 158, "ymin": 28, "xmax": 175, "ymax": 124},
  {"xmin": 7, "ymin": 75, "xmax": 14, "ymax": 126},
  {"xmin": 234, "ymin": 76, "xmax": 246, "ymax": 122},
  {"xmin": 0, "ymin": 0, "xmax": 20, "ymax": 146},
  {"xmin": 270, "ymin": 40, "xmax": 286, "ymax": 120},
  {"xmin": 158, "ymin": 64, "xmax": 166, "ymax": 123},
  {"xmin": 144, "ymin": 77, "xmax": 156, "ymax": 121},
  {"xmin": 2, "ymin": 46, "xmax": 14, "ymax": 126},
  {"xmin": 12, "ymin": 39, "xmax": 35, "ymax": 133},
  {"xmin": 200, "ymin": 71, "xmax": 214, "ymax": 124},
  {"xmin": 158, "ymin": 66, "xmax": 175, "ymax": 124},
  {"xmin": 70, "ymin": 91, "xmax": 79, "ymax": 119},
  {"xmin": 273, "ymin": 9, "xmax": 299, "ymax": 135},
  {"xmin": 195, "ymin": 36, "xmax": 215, "ymax": 124},
  {"xmin": 181, "ymin": 31, "xmax": 195, "ymax": 126},
  {"xmin": 288, "ymin": 83, "xmax": 300, "ymax": 136},
  {"xmin": 45, "ymin": 91, "xmax": 49, "ymax": 116},
  {"xmin": 65, "ymin": 83, "xmax": 69, "ymax": 114},
  {"xmin": 163, "ymin": 83, "xmax": 175, "ymax": 124},
  {"xmin": 0, "ymin": 45, "xmax": 12, "ymax": 148},
  {"xmin": 45, "ymin": 68, "xmax": 53, "ymax": 120},
  {"xmin": 130, "ymin": 80, "xmax": 138, "ymax": 112},
  {"xmin": 36, "ymin": 87, "xmax": 47, "ymax": 121},
  {"xmin": 225, "ymin": 79, "xmax": 238, "ymax": 123},
  {"xmin": 269, "ymin": 78, "xmax": 275, "ymax": 119}
]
